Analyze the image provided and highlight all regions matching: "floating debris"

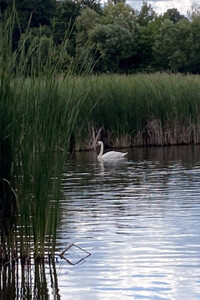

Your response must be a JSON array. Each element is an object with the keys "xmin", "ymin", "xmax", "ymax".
[{"xmin": 59, "ymin": 243, "xmax": 91, "ymax": 265}]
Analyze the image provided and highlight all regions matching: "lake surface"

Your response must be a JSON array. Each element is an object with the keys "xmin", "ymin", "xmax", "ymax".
[
  {"xmin": 2, "ymin": 145, "xmax": 200, "ymax": 299},
  {"xmin": 56, "ymin": 145, "xmax": 200, "ymax": 299}
]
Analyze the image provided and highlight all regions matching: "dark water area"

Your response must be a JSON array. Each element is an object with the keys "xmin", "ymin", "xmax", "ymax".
[{"xmin": 1, "ymin": 145, "xmax": 200, "ymax": 299}]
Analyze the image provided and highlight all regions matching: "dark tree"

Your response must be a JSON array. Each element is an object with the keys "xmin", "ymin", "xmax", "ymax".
[
  {"xmin": 0, "ymin": 0, "xmax": 56, "ymax": 48},
  {"xmin": 0, "ymin": 0, "xmax": 9, "ymax": 13},
  {"xmin": 163, "ymin": 8, "xmax": 187, "ymax": 24},
  {"xmin": 52, "ymin": 0, "xmax": 82, "ymax": 57},
  {"xmin": 0, "ymin": 0, "xmax": 56, "ymax": 29},
  {"xmin": 77, "ymin": 0, "xmax": 102, "ymax": 12},
  {"xmin": 137, "ymin": 1, "xmax": 157, "ymax": 26},
  {"xmin": 53, "ymin": 0, "xmax": 81, "ymax": 44}
]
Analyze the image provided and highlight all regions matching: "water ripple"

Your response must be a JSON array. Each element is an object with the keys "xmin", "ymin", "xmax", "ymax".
[{"xmin": 58, "ymin": 146, "xmax": 200, "ymax": 299}]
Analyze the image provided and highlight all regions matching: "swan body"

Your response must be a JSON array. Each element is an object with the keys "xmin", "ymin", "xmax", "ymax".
[{"xmin": 97, "ymin": 141, "xmax": 127, "ymax": 161}]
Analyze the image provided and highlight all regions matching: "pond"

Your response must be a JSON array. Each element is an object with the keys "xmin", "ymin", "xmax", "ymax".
[
  {"xmin": 57, "ymin": 145, "xmax": 200, "ymax": 299},
  {"xmin": 1, "ymin": 145, "xmax": 200, "ymax": 299}
]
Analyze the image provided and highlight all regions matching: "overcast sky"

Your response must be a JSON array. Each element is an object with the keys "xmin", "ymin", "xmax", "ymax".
[{"xmin": 126, "ymin": 0, "xmax": 195, "ymax": 15}]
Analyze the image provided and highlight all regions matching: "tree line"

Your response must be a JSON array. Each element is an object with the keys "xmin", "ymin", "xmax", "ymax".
[{"xmin": 1, "ymin": 0, "xmax": 200, "ymax": 74}]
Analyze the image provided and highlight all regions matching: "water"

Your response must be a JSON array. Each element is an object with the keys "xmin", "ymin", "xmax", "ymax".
[
  {"xmin": 1, "ymin": 145, "xmax": 200, "ymax": 299},
  {"xmin": 56, "ymin": 145, "xmax": 200, "ymax": 299}
]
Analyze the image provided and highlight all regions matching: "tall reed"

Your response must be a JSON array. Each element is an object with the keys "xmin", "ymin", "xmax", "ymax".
[
  {"xmin": 0, "ymin": 12, "xmax": 88, "ymax": 263},
  {"xmin": 0, "ymin": 11, "xmax": 20, "ymax": 263},
  {"xmin": 72, "ymin": 73, "xmax": 200, "ymax": 149}
]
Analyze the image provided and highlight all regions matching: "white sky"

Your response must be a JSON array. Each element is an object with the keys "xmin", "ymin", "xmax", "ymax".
[{"xmin": 126, "ymin": 0, "xmax": 195, "ymax": 15}]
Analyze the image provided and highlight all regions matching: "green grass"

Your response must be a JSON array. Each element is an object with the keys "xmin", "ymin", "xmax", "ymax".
[
  {"xmin": 0, "ymin": 14, "xmax": 89, "ymax": 263},
  {"xmin": 73, "ymin": 73, "xmax": 200, "ymax": 148}
]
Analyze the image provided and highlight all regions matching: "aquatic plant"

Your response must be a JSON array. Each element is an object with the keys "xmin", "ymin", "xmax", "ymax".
[
  {"xmin": 0, "ymin": 12, "xmax": 88, "ymax": 263},
  {"xmin": 72, "ymin": 73, "xmax": 200, "ymax": 149},
  {"xmin": 0, "ymin": 257, "xmax": 60, "ymax": 299}
]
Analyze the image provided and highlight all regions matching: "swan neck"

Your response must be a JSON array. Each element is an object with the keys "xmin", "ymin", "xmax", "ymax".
[{"xmin": 98, "ymin": 142, "xmax": 104, "ymax": 158}]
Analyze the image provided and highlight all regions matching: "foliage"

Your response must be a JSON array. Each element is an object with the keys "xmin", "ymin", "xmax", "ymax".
[
  {"xmin": 78, "ymin": 3, "xmax": 137, "ymax": 72},
  {"xmin": 53, "ymin": 0, "xmax": 81, "ymax": 52},
  {"xmin": 77, "ymin": 0, "xmax": 102, "ymax": 12},
  {"xmin": 1, "ymin": 0, "xmax": 200, "ymax": 73},
  {"xmin": 162, "ymin": 8, "xmax": 187, "ymax": 24},
  {"xmin": 102, "ymin": 2, "xmax": 136, "ymax": 28},
  {"xmin": 136, "ymin": 1, "xmax": 157, "ymax": 26},
  {"xmin": 1, "ymin": 0, "xmax": 56, "ymax": 28},
  {"xmin": 153, "ymin": 19, "xmax": 192, "ymax": 71},
  {"xmin": 89, "ymin": 23, "xmax": 135, "ymax": 72},
  {"xmin": 188, "ymin": 16, "xmax": 200, "ymax": 72},
  {"xmin": 134, "ymin": 16, "xmax": 161, "ymax": 71},
  {"xmin": 76, "ymin": 8, "xmax": 101, "ymax": 49}
]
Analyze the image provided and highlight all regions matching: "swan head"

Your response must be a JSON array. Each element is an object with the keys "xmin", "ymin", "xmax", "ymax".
[{"xmin": 96, "ymin": 141, "xmax": 103, "ymax": 149}]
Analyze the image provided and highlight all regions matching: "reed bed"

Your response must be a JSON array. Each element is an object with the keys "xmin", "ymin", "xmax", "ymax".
[
  {"xmin": 72, "ymin": 73, "xmax": 200, "ymax": 149},
  {"xmin": 0, "ymin": 14, "xmax": 88, "ymax": 264}
]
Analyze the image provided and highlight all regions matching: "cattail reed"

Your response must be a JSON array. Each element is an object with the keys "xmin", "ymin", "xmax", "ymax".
[
  {"xmin": 0, "ymin": 13, "xmax": 88, "ymax": 264},
  {"xmin": 72, "ymin": 73, "xmax": 200, "ymax": 149}
]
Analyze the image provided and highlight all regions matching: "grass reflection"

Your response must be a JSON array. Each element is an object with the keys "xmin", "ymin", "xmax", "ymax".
[{"xmin": 0, "ymin": 258, "xmax": 61, "ymax": 300}]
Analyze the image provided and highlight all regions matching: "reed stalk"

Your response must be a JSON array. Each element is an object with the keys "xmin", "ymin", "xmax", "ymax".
[
  {"xmin": 0, "ymin": 257, "xmax": 60, "ymax": 299},
  {"xmin": 0, "ymin": 12, "xmax": 88, "ymax": 263}
]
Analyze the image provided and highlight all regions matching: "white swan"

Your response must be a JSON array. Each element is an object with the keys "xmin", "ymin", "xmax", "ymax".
[{"xmin": 97, "ymin": 141, "xmax": 127, "ymax": 161}]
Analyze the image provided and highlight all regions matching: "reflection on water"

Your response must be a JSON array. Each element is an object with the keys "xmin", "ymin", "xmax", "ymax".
[
  {"xmin": 0, "ymin": 259, "xmax": 61, "ymax": 300},
  {"xmin": 1, "ymin": 145, "xmax": 200, "ymax": 299},
  {"xmin": 58, "ymin": 145, "xmax": 200, "ymax": 299}
]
